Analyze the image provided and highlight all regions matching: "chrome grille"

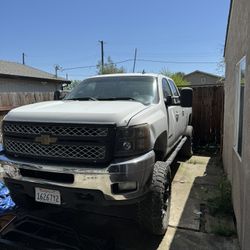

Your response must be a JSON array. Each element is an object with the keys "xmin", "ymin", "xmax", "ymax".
[
  {"xmin": 3, "ymin": 123, "xmax": 108, "ymax": 137},
  {"xmin": 5, "ymin": 139, "xmax": 106, "ymax": 161}
]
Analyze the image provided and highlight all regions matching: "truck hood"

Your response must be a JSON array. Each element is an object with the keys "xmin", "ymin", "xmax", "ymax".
[{"xmin": 5, "ymin": 100, "xmax": 150, "ymax": 126}]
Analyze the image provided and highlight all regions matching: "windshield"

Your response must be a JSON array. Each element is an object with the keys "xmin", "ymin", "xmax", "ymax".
[{"xmin": 65, "ymin": 76, "xmax": 158, "ymax": 105}]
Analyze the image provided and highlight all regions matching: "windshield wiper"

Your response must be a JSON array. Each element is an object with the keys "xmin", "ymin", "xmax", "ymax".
[{"xmin": 66, "ymin": 97, "xmax": 98, "ymax": 101}]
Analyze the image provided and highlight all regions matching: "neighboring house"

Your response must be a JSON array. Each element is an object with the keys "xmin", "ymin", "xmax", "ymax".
[
  {"xmin": 0, "ymin": 60, "xmax": 70, "ymax": 92},
  {"xmin": 0, "ymin": 60, "xmax": 71, "ymax": 114},
  {"xmin": 184, "ymin": 70, "xmax": 223, "ymax": 87},
  {"xmin": 223, "ymin": 0, "xmax": 250, "ymax": 249}
]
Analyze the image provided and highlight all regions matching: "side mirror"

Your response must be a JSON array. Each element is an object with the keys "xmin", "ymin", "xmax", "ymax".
[
  {"xmin": 54, "ymin": 90, "xmax": 67, "ymax": 100},
  {"xmin": 180, "ymin": 87, "xmax": 193, "ymax": 107},
  {"xmin": 164, "ymin": 96, "xmax": 173, "ymax": 106},
  {"xmin": 54, "ymin": 90, "xmax": 60, "ymax": 100}
]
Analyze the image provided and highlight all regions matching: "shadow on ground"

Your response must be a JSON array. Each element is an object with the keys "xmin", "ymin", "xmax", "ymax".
[
  {"xmin": 166, "ymin": 155, "xmax": 239, "ymax": 250},
  {"xmin": 13, "ymin": 160, "xmax": 181, "ymax": 250}
]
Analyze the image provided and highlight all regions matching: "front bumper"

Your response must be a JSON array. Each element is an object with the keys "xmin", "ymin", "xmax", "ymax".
[{"xmin": 0, "ymin": 144, "xmax": 155, "ymax": 205}]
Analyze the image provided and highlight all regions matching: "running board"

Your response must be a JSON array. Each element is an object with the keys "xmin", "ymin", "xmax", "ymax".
[{"xmin": 165, "ymin": 136, "xmax": 187, "ymax": 166}]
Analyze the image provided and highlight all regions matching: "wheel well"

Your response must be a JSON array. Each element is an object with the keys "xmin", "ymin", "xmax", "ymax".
[{"xmin": 154, "ymin": 131, "xmax": 168, "ymax": 161}]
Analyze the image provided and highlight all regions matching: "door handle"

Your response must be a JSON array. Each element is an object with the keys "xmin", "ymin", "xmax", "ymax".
[{"xmin": 175, "ymin": 112, "xmax": 179, "ymax": 121}]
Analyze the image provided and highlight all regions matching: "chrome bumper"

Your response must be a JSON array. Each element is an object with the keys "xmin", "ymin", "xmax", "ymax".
[{"xmin": 0, "ymin": 144, "xmax": 155, "ymax": 201}]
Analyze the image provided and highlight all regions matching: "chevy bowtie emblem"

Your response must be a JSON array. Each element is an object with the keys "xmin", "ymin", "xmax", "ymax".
[{"xmin": 35, "ymin": 134, "xmax": 58, "ymax": 145}]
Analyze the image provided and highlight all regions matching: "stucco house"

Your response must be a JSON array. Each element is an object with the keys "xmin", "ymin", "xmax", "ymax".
[
  {"xmin": 184, "ymin": 70, "xmax": 223, "ymax": 87},
  {"xmin": 0, "ymin": 60, "xmax": 71, "ymax": 114},
  {"xmin": 0, "ymin": 60, "xmax": 70, "ymax": 92},
  {"xmin": 223, "ymin": 0, "xmax": 250, "ymax": 249}
]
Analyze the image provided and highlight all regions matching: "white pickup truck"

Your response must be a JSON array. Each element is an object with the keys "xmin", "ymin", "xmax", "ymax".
[{"xmin": 0, "ymin": 73, "xmax": 192, "ymax": 235}]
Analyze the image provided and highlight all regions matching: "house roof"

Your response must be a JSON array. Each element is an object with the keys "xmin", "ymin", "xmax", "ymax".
[
  {"xmin": 224, "ymin": 0, "xmax": 233, "ymax": 57},
  {"xmin": 184, "ymin": 70, "xmax": 222, "ymax": 79},
  {"xmin": 0, "ymin": 60, "xmax": 71, "ymax": 83}
]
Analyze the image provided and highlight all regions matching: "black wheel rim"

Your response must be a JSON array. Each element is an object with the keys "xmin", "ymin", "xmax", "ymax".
[{"xmin": 162, "ymin": 175, "xmax": 171, "ymax": 228}]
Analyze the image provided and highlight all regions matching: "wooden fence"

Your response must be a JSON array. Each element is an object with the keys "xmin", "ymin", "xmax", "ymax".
[
  {"xmin": 191, "ymin": 85, "xmax": 224, "ymax": 148},
  {"xmin": 0, "ymin": 92, "xmax": 54, "ymax": 108},
  {"xmin": 0, "ymin": 92, "xmax": 54, "ymax": 116}
]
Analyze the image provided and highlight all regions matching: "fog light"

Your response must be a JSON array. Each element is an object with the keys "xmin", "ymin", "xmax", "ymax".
[
  {"xmin": 123, "ymin": 142, "xmax": 132, "ymax": 151},
  {"xmin": 112, "ymin": 181, "xmax": 137, "ymax": 194},
  {"xmin": 118, "ymin": 181, "xmax": 137, "ymax": 191}
]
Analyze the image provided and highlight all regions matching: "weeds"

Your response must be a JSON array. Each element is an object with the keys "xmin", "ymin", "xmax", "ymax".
[
  {"xmin": 211, "ymin": 223, "xmax": 236, "ymax": 237},
  {"xmin": 207, "ymin": 177, "xmax": 234, "ymax": 216}
]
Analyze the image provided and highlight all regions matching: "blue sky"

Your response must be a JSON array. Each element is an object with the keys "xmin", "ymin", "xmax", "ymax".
[{"xmin": 1, "ymin": 0, "xmax": 230, "ymax": 80}]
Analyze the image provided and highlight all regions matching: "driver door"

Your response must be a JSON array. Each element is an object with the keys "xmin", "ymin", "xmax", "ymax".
[{"xmin": 162, "ymin": 78, "xmax": 179, "ymax": 147}]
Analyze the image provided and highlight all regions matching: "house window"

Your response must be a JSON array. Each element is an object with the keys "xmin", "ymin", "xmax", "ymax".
[
  {"xmin": 201, "ymin": 77, "xmax": 206, "ymax": 84},
  {"xmin": 234, "ymin": 56, "xmax": 246, "ymax": 157}
]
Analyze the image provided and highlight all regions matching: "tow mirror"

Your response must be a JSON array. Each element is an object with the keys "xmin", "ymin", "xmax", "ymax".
[
  {"xmin": 164, "ymin": 96, "xmax": 173, "ymax": 106},
  {"xmin": 180, "ymin": 87, "xmax": 193, "ymax": 107}
]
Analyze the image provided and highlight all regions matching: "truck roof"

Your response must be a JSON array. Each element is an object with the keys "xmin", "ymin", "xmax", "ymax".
[{"xmin": 86, "ymin": 73, "xmax": 169, "ymax": 80}]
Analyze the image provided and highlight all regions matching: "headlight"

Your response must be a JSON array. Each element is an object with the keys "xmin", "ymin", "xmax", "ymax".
[{"xmin": 115, "ymin": 124, "xmax": 151, "ymax": 157}]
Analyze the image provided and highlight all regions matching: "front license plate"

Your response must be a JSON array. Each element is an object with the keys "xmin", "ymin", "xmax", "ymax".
[{"xmin": 35, "ymin": 187, "xmax": 61, "ymax": 205}]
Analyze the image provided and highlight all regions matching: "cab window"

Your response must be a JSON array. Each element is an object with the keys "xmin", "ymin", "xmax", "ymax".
[
  {"xmin": 168, "ymin": 79, "xmax": 180, "ymax": 96},
  {"xmin": 167, "ymin": 79, "xmax": 180, "ymax": 104},
  {"xmin": 162, "ymin": 79, "xmax": 172, "ymax": 98}
]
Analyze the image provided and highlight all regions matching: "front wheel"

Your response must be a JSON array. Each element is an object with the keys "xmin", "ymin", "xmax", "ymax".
[{"xmin": 137, "ymin": 161, "xmax": 171, "ymax": 235}]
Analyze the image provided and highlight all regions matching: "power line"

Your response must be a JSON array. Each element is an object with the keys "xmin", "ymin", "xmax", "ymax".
[
  {"xmin": 61, "ymin": 64, "xmax": 97, "ymax": 71},
  {"xmin": 60, "ymin": 58, "xmax": 219, "ymax": 72},
  {"xmin": 137, "ymin": 59, "xmax": 218, "ymax": 64},
  {"xmin": 61, "ymin": 59, "xmax": 133, "ymax": 72}
]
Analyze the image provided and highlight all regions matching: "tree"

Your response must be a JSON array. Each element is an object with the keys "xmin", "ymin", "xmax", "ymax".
[
  {"xmin": 63, "ymin": 80, "xmax": 81, "ymax": 90},
  {"xmin": 216, "ymin": 58, "xmax": 225, "ymax": 80},
  {"xmin": 160, "ymin": 68, "xmax": 190, "ymax": 87},
  {"xmin": 97, "ymin": 56, "xmax": 126, "ymax": 75}
]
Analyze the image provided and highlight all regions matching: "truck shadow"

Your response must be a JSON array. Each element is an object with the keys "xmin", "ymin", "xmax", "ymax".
[
  {"xmin": 1, "ymin": 159, "xmax": 182, "ymax": 250},
  {"xmin": 31, "ymin": 160, "xmax": 182, "ymax": 250},
  {"xmin": 41, "ymin": 203, "xmax": 163, "ymax": 250}
]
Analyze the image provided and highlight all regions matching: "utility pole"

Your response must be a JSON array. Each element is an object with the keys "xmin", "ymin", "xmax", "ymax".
[
  {"xmin": 99, "ymin": 40, "xmax": 104, "ymax": 74},
  {"xmin": 133, "ymin": 48, "xmax": 137, "ymax": 73},
  {"xmin": 54, "ymin": 65, "xmax": 61, "ymax": 78},
  {"xmin": 22, "ymin": 53, "xmax": 25, "ymax": 65}
]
